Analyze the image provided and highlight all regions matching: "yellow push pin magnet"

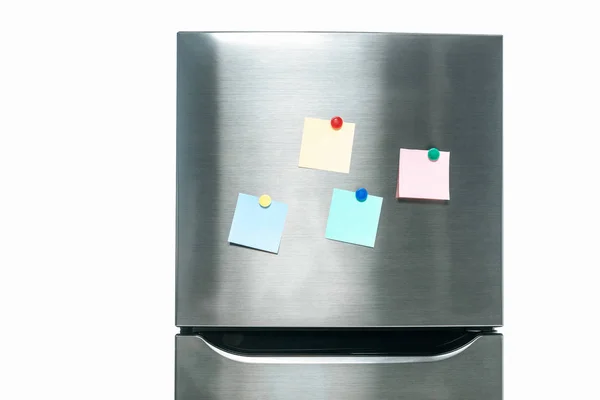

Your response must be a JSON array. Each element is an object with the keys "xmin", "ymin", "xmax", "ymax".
[{"xmin": 258, "ymin": 194, "xmax": 272, "ymax": 208}]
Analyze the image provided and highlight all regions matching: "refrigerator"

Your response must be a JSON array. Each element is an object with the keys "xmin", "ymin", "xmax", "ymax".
[{"xmin": 176, "ymin": 32, "xmax": 502, "ymax": 399}]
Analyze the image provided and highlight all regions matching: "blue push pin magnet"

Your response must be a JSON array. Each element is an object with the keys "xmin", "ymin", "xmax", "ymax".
[{"xmin": 355, "ymin": 188, "xmax": 368, "ymax": 202}]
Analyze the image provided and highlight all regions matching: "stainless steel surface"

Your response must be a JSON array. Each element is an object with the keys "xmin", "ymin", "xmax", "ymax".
[
  {"xmin": 176, "ymin": 32, "xmax": 502, "ymax": 327},
  {"xmin": 175, "ymin": 334, "xmax": 502, "ymax": 400}
]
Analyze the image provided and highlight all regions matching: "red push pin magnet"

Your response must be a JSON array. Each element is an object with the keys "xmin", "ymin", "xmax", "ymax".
[{"xmin": 330, "ymin": 116, "xmax": 343, "ymax": 130}]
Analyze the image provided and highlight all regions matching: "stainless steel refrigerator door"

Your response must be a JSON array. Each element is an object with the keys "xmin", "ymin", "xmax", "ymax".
[
  {"xmin": 175, "ymin": 334, "xmax": 502, "ymax": 400},
  {"xmin": 176, "ymin": 32, "xmax": 502, "ymax": 327}
]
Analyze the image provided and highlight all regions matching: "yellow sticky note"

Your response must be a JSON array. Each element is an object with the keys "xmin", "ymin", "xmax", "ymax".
[{"xmin": 298, "ymin": 117, "xmax": 356, "ymax": 174}]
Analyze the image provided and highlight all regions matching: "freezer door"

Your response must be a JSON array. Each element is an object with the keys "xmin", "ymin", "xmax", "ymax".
[
  {"xmin": 175, "ymin": 334, "xmax": 502, "ymax": 400},
  {"xmin": 176, "ymin": 32, "xmax": 502, "ymax": 327}
]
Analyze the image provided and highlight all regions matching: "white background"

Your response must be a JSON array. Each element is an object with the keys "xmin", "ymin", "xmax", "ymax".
[{"xmin": 1, "ymin": 1, "xmax": 599, "ymax": 399}]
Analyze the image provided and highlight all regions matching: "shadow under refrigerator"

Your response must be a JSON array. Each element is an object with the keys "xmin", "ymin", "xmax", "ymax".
[{"xmin": 176, "ymin": 31, "xmax": 502, "ymax": 399}]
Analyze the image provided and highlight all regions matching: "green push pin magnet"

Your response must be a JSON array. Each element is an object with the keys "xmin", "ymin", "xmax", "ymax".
[{"xmin": 428, "ymin": 148, "xmax": 440, "ymax": 161}]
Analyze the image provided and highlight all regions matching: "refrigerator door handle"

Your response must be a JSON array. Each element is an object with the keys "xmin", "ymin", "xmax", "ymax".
[{"xmin": 199, "ymin": 335, "xmax": 481, "ymax": 365}]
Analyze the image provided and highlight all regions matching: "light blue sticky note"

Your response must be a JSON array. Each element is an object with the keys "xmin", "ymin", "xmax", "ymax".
[
  {"xmin": 228, "ymin": 193, "xmax": 288, "ymax": 254},
  {"xmin": 325, "ymin": 189, "xmax": 383, "ymax": 248}
]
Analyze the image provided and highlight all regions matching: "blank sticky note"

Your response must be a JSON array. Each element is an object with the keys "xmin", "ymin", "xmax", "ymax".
[
  {"xmin": 325, "ymin": 189, "xmax": 383, "ymax": 248},
  {"xmin": 298, "ymin": 117, "xmax": 356, "ymax": 173},
  {"xmin": 396, "ymin": 149, "xmax": 450, "ymax": 200},
  {"xmin": 228, "ymin": 193, "xmax": 288, "ymax": 253}
]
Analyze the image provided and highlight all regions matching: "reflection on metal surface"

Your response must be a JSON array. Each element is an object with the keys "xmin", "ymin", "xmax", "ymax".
[
  {"xmin": 200, "ymin": 335, "xmax": 480, "ymax": 364},
  {"xmin": 211, "ymin": 32, "xmax": 324, "ymax": 47}
]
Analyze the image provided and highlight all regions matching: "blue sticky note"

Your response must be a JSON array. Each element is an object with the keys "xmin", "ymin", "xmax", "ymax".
[
  {"xmin": 325, "ymin": 189, "xmax": 383, "ymax": 248},
  {"xmin": 228, "ymin": 193, "xmax": 288, "ymax": 254}
]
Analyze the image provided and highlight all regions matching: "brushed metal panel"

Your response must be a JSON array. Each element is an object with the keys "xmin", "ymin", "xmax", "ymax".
[
  {"xmin": 175, "ymin": 334, "xmax": 502, "ymax": 400},
  {"xmin": 176, "ymin": 32, "xmax": 502, "ymax": 327}
]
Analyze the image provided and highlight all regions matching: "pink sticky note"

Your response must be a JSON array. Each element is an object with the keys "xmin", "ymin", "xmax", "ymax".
[{"xmin": 396, "ymin": 149, "xmax": 450, "ymax": 200}]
